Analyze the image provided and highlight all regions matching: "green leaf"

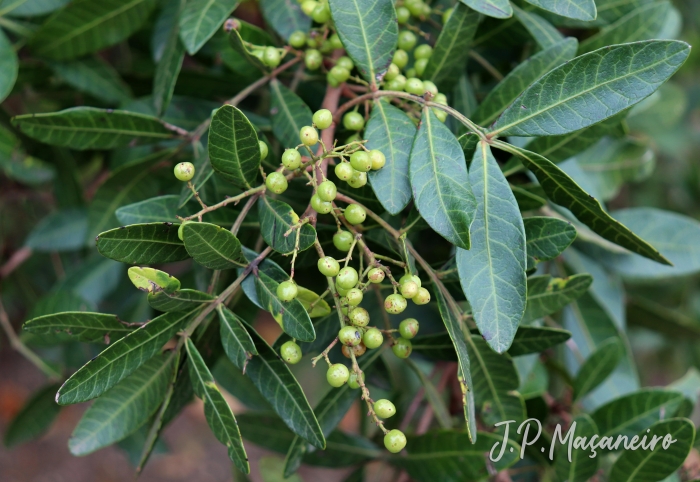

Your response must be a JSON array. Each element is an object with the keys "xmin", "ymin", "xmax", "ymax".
[
  {"xmin": 208, "ymin": 105, "xmax": 261, "ymax": 188},
  {"xmin": 97, "ymin": 223, "xmax": 189, "ymax": 265},
  {"xmin": 12, "ymin": 108, "xmax": 178, "ymax": 150},
  {"xmin": 490, "ymin": 40, "xmax": 691, "ymax": 137},
  {"xmin": 3, "ymin": 384, "xmax": 61, "ymax": 448},
  {"xmin": 523, "ymin": 0, "xmax": 596, "ymax": 20},
  {"xmin": 50, "ymin": 57, "xmax": 133, "ymax": 104},
  {"xmin": 182, "ymin": 222, "xmax": 246, "ymax": 269},
  {"xmin": 127, "ymin": 266, "xmax": 180, "ymax": 294},
  {"xmin": 502, "ymin": 145, "xmax": 671, "ymax": 265},
  {"xmin": 523, "ymin": 274, "xmax": 592, "ymax": 323},
  {"xmin": 148, "ymin": 289, "xmax": 214, "ymax": 312},
  {"xmin": 69, "ymin": 353, "xmax": 174, "ymax": 455},
  {"xmin": 259, "ymin": 0, "xmax": 310, "ymax": 41},
  {"xmin": 410, "ymin": 108, "xmax": 476, "ymax": 249},
  {"xmin": 116, "ymin": 195, "xmax": 180, "ymax": 225},
  {"xmin": 179, "ymin": 0, "xmax": 240, "ymax": 55},
  {"xmin": 254, "ymin": 271, "xmax": 315, "ymax": 342},
  {"xmin": 365, "ymin": 100, "xmax": 415, "ymax": 215},
  {"xmin": 25, "ymin": 207, "xmax": 87, "ymax": 251},
  {"xmin": 422, "ymin": 3, "xmax": 480, "ymax": 91},
  {"xmin": 227, "ymin": 18, "xmax": 273, "ymax": 71},
  {"xmin": 328, "ymin": 0, "xmax": 398, "ymax": 84},
  {"xmin": 30, "ymin": 0, "xmax": 158, "ymax": 60},
  {"xmin": 258, "ymin": 196, "xmax": 316, "ymax": 254},
  {"xmin": 57, "ymin": 308, "xmax": 196, "ymax": 405},
  {"xmin": 218, "ymin": 305, "xmax": 257, "ymax": 370},
  {"xmin": 608, "ymin": 418, "xmax": 695, "ymax": 482},
  {"xmin": 295, "ymin": 287, "xmax": 331, "ymax": 318},
  {"xmin": 23, "ymin": 312, "xmax": 132, "ymax": 343},
  {"xmin": 3, "ymin": 0, "xmax": 69, "ymax": 17},
  {"xmin": 512, "ymin": 5, "xmax": 564, "ymax": 49},
  {"xmin": 185, "ymin": 339, "xmax": 249, "ymax": 473},
  {"xmin": 0, "ymin": 29, "xmax": 18, "ymax": 103},
  {"xmin": 573, "ymin": 338, "xmax": 623, "ymax": 400},
  {"xmin": 153, "ymin": 0, "xmax": 185, "ymax": 116},
  {"xmin": 459, "ymin": 0, "xmax": 512, "ymax": 19},
  {"xmin": 269, "ymin": 80, "xmax": 313, "ymax": 150},
  {"xmin": 579, "ymin": 2, "xmax": 671, "ymax": 54},
  {"xmin": 507, "ymin": 326, "xmax": 572, "ymax": 356},
  {"xmin": 457, "ymin": 142, "xmax": 526, "ymax": 353},
  {"xmin": 474, "ymin": 38, "xmax": 578, "ymax": 126},
  {"xmin": 524, "ymin": 216, "xmax": 577, "ymax": 269},
  {"xmin": 213, "ymin": 357, "xmax": 272, "ymax": 410},
  {"xmin": 554, "ymin": 414, "xmax": 599, "ymax": 482}
]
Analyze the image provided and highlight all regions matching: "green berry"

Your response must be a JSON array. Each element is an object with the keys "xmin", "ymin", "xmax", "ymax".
[
  {"xmin": 282, "ymin": 149, "xmax": 302, "ymax": 169},
  {"xmin": 337, "ymin": 56, "xmax": 354, "ymax": 71},
  {"xmin": 306, "ymin": 37, "xmax": 319, "ymax": 48},
  {"xmin": 329, "ymin": 33, "xmax": 343, "ymax": 50},
  {"xmin": 399, "ymin": 318, "xmax": 419, "ymax": 339},
  {"xmin": 386, "ymin": 74, "xmax": 407, "ymax": 91},
  {"xmin": 289, "ymin": 30, "xmax": 307, "ymax": 48},
  {"xmin": 320, "ymin": 39, "xmax": 334, "ymax": 54},
  {"xmin": 405, "ymin": 0, "xmax": 424, "ymax": 17},
  {"xmin": 305, "ymin": 49, "xmax": 322, "ymax": 70},
  {"xmin": 397, "ymin": 31, "xmax": 417, "ymax": 51},
  {"xmin": 336, "ymin": 266, "xmax": 359, "ymax": 289},
  {"xmin": 301, "ymin": 0, "xmax": 317, "ymax": 16},
  {"xmin": 413, "ymin": 287, "xmax": 431, "ymax": 305},
  {"xmin": 300, "ymin": 126, "xmax": 319, "ymax": 146},
  {"xmin": 277, "ymin": 280, "xmax": 298, "ymax": 301},
  {"xmin": 396, "ymin": 6, "xmax": 411, "ymax": 24},
  {"xmin": 280, "ymin": 340, "xmax": 302, "ymax": 364},
  {"xmin": 311, "ymin": 1, "xmax": 330, "ymax": 23},
  {"xmin": 335, "ymin": 162, "xmax": 354, "ymax": 181},
  {"xmin": 443, "ymin": 7, "xmax": 453, "ymax": 24},
  {"xmin": 333, "ymin": 230, "xmax": 354, "ymax": 251},
  {"xmin": 346, "ymin": 289, "xmax": 363, "ymax": 306},
  {"xmin": 327, "ymin": 363, "xmax": 350, "ymax": 387},
  {"xmin": 414, "ymin": 58, "xmax": 428, "ymax": 77},
  {"xmin": 336, "ymin": 284, "xmax": 350, "ymax": 296},
  {"xmin": 177, "ymin": 221, "xmax": 190, "ymax": 241},
  {"xmin": 329, "ymin": 65, "xmax": 350, "ymax": 83},
  {"xmin": 252, "ymin": 49, "xmax": 265, "ymax": 62},
  {"xmin": 259, "ymin": 140, "xmax": 269, "ymax": 160},
  {"xmin": 405, "ymin": 78, "xmax": 425, "ymax": 96},
  {"xmin": 342, "ymin": 343, "xmax": 366, "ymax": 358},
  {"xmin": 349, "ymin": 307, "xmax": 369, "ymax": 327},
  {"xmin": 266, "ymin": 172, "xmax": 288, "ymax": 194},
  {"xmin": 384, "ymin": 63, "xmax": 400, "ymax": 81},
  {"xmin": 343, "ymin": 112, "xmax": 365, "ymax": 131},
  {"xmin": 347, "ymin": 170, "xmax": 367, "ymax": 188},
  {"xmin": 374, "ymin": 399, "xmax": 396, "ymax": 418},
  {"xmin": 363, "ymin": 327, "xmax": 384, "ymax": 349},
  {"xmin": 414, "ymin": 44, "xmax": 433, "ymax": 60},
  {"xmin": 392, "ymin": 337, "xmax": 412, "ymax": 358},
  {"xmin": 317, "ymin": 180, "xmax": 337, "ymax": 202},
  {"xmin": 339, "ymin": 326, "xmax": 362, "ymax": 346},
  {"xmin": 384, "ymin": 429, "xmax": 407, "ymax": 453},
  {"xmin": 400, "ymin": 280, "xmax": 419, "ymax": 299},
  {"xmin": 313, "ymin": 109, "xmax": 333, "ymax": 130},
  {"xmin": 174, "ymin": 162, "xmax": 195, "ymax": 182},
  {"xmin": 318, "ymin": 256, "xmax": 340, "ymax": 277},
  {"xmin": 368, "ymin": 267, "xmax": 385, "ymax": 283},
  {"xmin": 350, "ymin": 151, "xmax": 372, "ymax": 172},
  {"xmin": 422, "ymin": 3, "xmax": 431, "ymax": 16},
  {"xmin": 345, "ymin": 204, "xmax": 366, "ymax": 225},
  {"xmin": 369, "ymin": 150, "xmax": 386, "ymax": 170},
  {"xmin": 311, "ymin": 194, "xmax": 332, "ymax": 214},
  {"xmin": 392, "ymin": 49, "xmax": 409, "ymax": 69},
  {"xmin": 405, "ymin": 67, "xmax": 416, "ymax": 79},
  {"xmin": 433, "ymin": 108, "xmax": 447, "ymax": 122},
  {"xmin": 384, "ymin": 294, "xmax": 407, "ymax": 314},
  {"xmin": 399, "ymin": 274, "xmax": 421, "ymax": 287},
  {"xmin": 434, "ymin": 93, "xmax": 448, "ymax": 105},
  {"xmin": 263, "ymin": 46, "xmax": 281, "ymax": 68},
  {"xmin": 348, "ymin": 371, "xmax": 365, "ymax": 389}
]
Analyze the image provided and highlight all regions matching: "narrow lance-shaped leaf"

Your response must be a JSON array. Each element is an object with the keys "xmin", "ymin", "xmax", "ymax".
[
  {"xmin": 116, "ymin": 195, "xmax": 180, "ymax": 225},
  {"xmin": 459, "ymin": 0, "xmax": 512, "ymax": 19},
  {"xmin": 255, "ymin": 271, "xmax": 315, "ymax": 342},
  {"xmin": 523, "ymin": 274, "xmax": 592, "ymax": 323},
  {"xmin": 3, "ymin": 384, "xmax": 62, "ymax": 448},
  {"xmin": 457, "ymin": 142, "xmax": 526, "ymax": 353},
  {"xmin": 409, "ymin": 108, "xmax": 476, "ymax": 250},
  {"xmin": 490, "ymin": 40, "xmax": 691, "ymax": 137},
  {"xmin": 573, "ymin": 338, "xmax": 623, "ymax": 400},
  {"xmin": 259, "ymin": 0, "xmax": 310, "ymax": 41},
  {"xmin": 258, "ymin": 196, "xmax": 316, "ymax": 254},
  {"xmin": 208, "ymin": 105, "xmax": 261, "ymax": 188},
  {"xmin": 269, "ymin": 80, "xmax": 313, "ymax": 150},
  {"xmin": 96, "ymin": 223, "xmax": 190, "ymax": 265},
  {"xmin": 23, "ymin": 312, "xmax": 133, "ymax": 343},
  {"xmin": 512, "ymin": 5, "xmax": 564, "ymax": 49},
  {"xmin": 523, "ymin": 0, "xmax": 596, "ymax": 21},
  {"xmin": 554, "ymin": 415, "xmax": 599, "ymax": 482},
  {"xmin": 182, "ymin": 222, "xmax": 246, "ymax": 270},
  {"xmin": 148, "ymin": 289, "xmax": 214, "ymax": 312},
  {"xmin": 153, "ymin": 0, "xmax": 186, "ymax": 116},
  {"xmin": 217, "ymin": 306, "xmax": 257, "ymax": 370},
  {"xmin": 179, "ymin": 0, "xmax": 241, "ymax": 55}
]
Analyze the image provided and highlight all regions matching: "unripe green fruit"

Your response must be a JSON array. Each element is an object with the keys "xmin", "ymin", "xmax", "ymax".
[
  {"xmin": 327, "ymin": 363, "xmax": 350, "ymax": 387},
  {"xmin": 301, "ymin": 0, "xmax": 317, "ymax": 16},
  {"xmin": 342, "ymin": 343, "xmax": 366, "ymax": 358},
  {"xmin": 399, "ymin": 318, "xmax": 419, "ymax": 339},
  {"xmin": 311, "ymin": 2, "xmax": 330, "ymax": 23},
  {"xmin": 384, "ymin": 429, "xmax": 407, "ymax": 453},
  {"xmin": 368, "ymin": 267, "xmax": 385, "ymax": 283},
  {"xmin": 335, "ymin": 162, "xmax": 354, "ymax": 181},
  {"xmin": 336, "ymin": 284, "xmax": 350, "ymax": 296},
  {"xmin": 399, "ymin": 274, "xmax": 421, "ymax": 287},
  {"xmin": 345, "ymin": 204, "xmax": 366, "ymax": 225},
  {"xmin": 363, "ymin": 327, "xmax": 383, "ymax": 349},
  {"xmin": 346, "ymin": 288, "xmax": 363, "ymax": 306},
  {"xmin": 337, "ymin": 56, "xmax": 354, "ymax": 71},
  {"xmin": 392, "ymin": 49, "xmax": 409, "ymax": 69},
  {"xmin": 317, "ymin": 256, "xmax": 340, "ymax": 277},
  {"xmin": 396, "ymin": 6, "xmax": 410, "ymax": 24},
  {"xmin": 300, "ymin": 126, "xmax": 319, "ymax": 146},
  {"xmin": 400, "ymin": 280, "xmax": 419, "ymax": 299},
  {"xmin": 329, "ymin": 33, "xmax": 343, "ymax": 50},
  {"xmin": 177, "ymin": 221, "xmax": 190, "ymax": 241},
  {"xmin": 369, "ymin": 150, "xmax": 386, "ymax": 170},
  {"xmin": 317, "ymin": 180, "xmax": 337, "ymax": 202},
  {"xmin": 384, "ymin": 63, "xmax": 400, "ymax": 81},
  {"xmin": 343, "ymin": 112, "xmax": 365, "ymax": 131},
  {"xmin": 266, "ymin": 172, "xmax": 288, "ymax": 194},
  {"xmin": 277, "ymin": 280, "xmax": 298, "ymax": 301},
  {"xmin": 386, "ymin": 74, "xmax": 406, "ymax": 91},
  {"xmin": 174, "ymin": 162, "xmax": 195, "ymax": 182},
  {"xmin": 348, "ymin": 371, "xmax": 365, "ymax": 389},
  {"xmin": 413, "ymin": 287, "xmax": 431, "ymax": 305},
  {"xmin": 443, "ymin": 7, "xmax": 453, "ymax": 24},
  {"xmin": 434, "ymin": 93, "xmax": 448, "ymax": 105},
  {"xmin": 422, "ymin": 3, "xmax": 431, "ymax": 16},
  {"xmin": 433, "ymin": 108, "xmax": 448, "ymax": 122},
  {"xmin": 280, "ymin": 340, "xmax": 302, "ymax": 364},
  {"xmin": 259, "ymin": 140, "xmax": 269, "ymax": 160},
  {"xmin": 349, "ymin": 307, "xmax": 369, "ymax": 326},
  {"xmin": 320, "ymin": 40, "xmax": 334, "ymax": 54},
  {"xmin": 252, "ymin": 49, "xmax": 265, "ymax": 62},
  {"xmin": 333, "ymin": 230, "xmax": 354, "ymax": 251},
  {"xmin": 305, "ymin": 49, "xmax": 322, "ymax": 70},
  {"xmin": 384, "ymin": 294, "xmax": 407, "ymax": 314},
  {"xmin": 374, "ymin": 399, "xmax": 396, "ymax": 418},
  {"xmin": 350, "ymin": 151, "xmax": 372, "ymax": 172},
  {"xmin": 347, "ymin": 170, "xmax": 367, "ymax": 188},
  {"xmin": 414, "ymin": 58, "xmax": 428, "ymax": 77},
  {"xmin": 289, "ymin": 30, "xmax": 307, "ymax": 48},
  {"xmin": 338, "ymin": 326, "xmax": 362, "ymax": 346},
  {"xmin": 422, "ymin": 80, "xmax": 438, "ymax": 97},
  {"xmin": 397, "ymin": 31, "xmax": 417, "ymax": 51},
  {"xmin": 329, "ymin": 65, "xmax": 350, "ymax": 83},
  {"xmin": 311, "ymin": 194, "xmax": 332, "ymax": 214},
  {"xmin": 405, "ymin": 67, "xmax": 416, "ymax": 79},
  {"xmin": 405, "ymin": 78, "xmax": 425, "ymax": 96},
  {"xmin": 392, "ymin": 337, "xmax": 412, "ymax": 358},
  {"xmin": 336, "ymin": 266, "xmax": 359, "ymax": 289},
  {"xmin": 282, "ymin": 149, "xmax": 302, "ymax": 169},
  {"xmin": 313, "ymin": 109, "xmax": 333, "ymax": 130},
  {"xmin": 414, "ymin": 44, "xmax": 433, "ymax": 60},
  {"xmin": 306, "ymin": 37, "xmax": 319, "ymax": 48},
  {"xmin": 263, "ymin": 46, "xmax": 281, "ymax": 68},
  {"xmin": 406, "ymin": 0, "xmax": 424, "ymax": 17}
]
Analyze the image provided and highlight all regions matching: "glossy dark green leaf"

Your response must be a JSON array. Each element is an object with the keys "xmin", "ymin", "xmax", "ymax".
[
  {"xmin": 208, "ymin": 105, "xmax": 260, "ymax": 188},
  {"xmin": 3, "ymin": 384, "xmax": 61, "ymax": 448},
  {"xmin": 410, "ymin": 108, "xmax": 476, "ymax": 249},
  {"xmin": 523, "ymin": 274, "xmax": 592, "ymax": 323},
  {"xmin": 213, "ymin": 357, "xmax": 272, "ymax": 410},
  {"xmin": 490, "ymin": 41, "xmax": 691, "ymax": 137},
  {"xmin": 254, "ymin": 271, "xmax": 315, "ymax": 342},
  {"xmin": 269, "ymin": 80, "xmax": 313, "ymax": 150},
  {"xmin": 69, "ymin": 353, "xmax": 174, "ymax": 455},
  {"xmin": 459, "ymin": 0, "xmax": 512, "ymax": 19},
  {"xmin": 328, "ymin": 0, "xmax": 398, "ymax": 84},
  {"xmin": 153, "ymin": 0, "xmax": 185, "ymax": 116},
  {"xmin": 25, "ymin": 208, "xmax": 87, "ymax": 251},
  {"xmin": 422, "ymin": 3, "xmax": 480, "ymax": 91},
  {"xmin": 23, "ymin": 312, "xmax": 132, "ymax": 343},
  {"xmin": 179, "ymin": 0, "xmax": 240, "ymax": 54},
  {"xmin": 523, "ymin": 0, "xmax": 596, "ymax": 20},
  {"xmin": 554, "ymin": 414, "xmax": 599, "ymax": 482},
  {"xmin": 57, "ymin": 309, "xmax": 196, "ymax": 405},
  {"xmin": 508, "ymin": 326, "xmax": 572, "ymax": 356},
  {"xmin": 512, "ymin": 5, "xmax": 564, "ymax": 49},
  {"xmin": 50, "ymin": 57, "xmax": 132, "ymax": 104},
  {"xmin": 474, "ymin": 38, "xmax": 578, "ymax": 126},
  {"xmin": 259, "ymin": 0, "xmax": 310, "ymax": 41},
  {"xmin": 457, "ymin": 142, "xmax": 526, "ymax": 353},
  {"xmin": 97, "ymin": 223, "xmax": 190, "ymax": 265},
  {"xmin": 218, "ymin": 306, "xmax": 257, "ymax": 370},
  {"xmin": 227, "ymin": 18, "xmax": 272, "ymax": 71},
  {"xmin": 182, "ymin": 222, "xmax": 246, "ymax": 269},
  {"xmin": 503, "ymin": 145, "xmax": 671, "ymax": 265},
  {"xmin": 185, "ymin": 339, "xmax": 249, "ymax": 473},
  {"xmin": 258, "ymin": 196, "xmax": 316, "ymax": 254},
  {"xmin": 0, "ymin": 29, "xmax": 19, "ymax": 103},
  {"xmin": 524, "ymin": 216, "xmax": 577, "ymax": 269},
  {"xmin": 30, "ymin": 0, "xmax": 158, "ymax": 60},
  {"xmin": 116, "ymin": 195, "xmax": 180, "ymax": 225},
  {"xmin": 148, "ymin": 289, "xmax": 214, "ymax": 312},
  {"xmin": 573, "ymin": 338, "xmax": 623, "ymax": 400}
]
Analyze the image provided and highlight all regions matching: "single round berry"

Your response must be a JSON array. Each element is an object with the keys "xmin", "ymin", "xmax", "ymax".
[
  {"xmin": 313, "ymin": 109, "xmax": 333, "ymax": 130},
  {"xmin": 423, "ymin": 80, "xmax": 438, "ymax": 97},
  {"xmin": 433, "ymin": 108, "xmax": 448, "ymax": 122},
  {"xmin": 259, "ymin": 140, "xmax": 269, "ymax": 160},
  {"xmin": 396, "ymin": 6, "xmax": 411, "ymax": 24},
  {"xmin": 413, "ymin": 287, "xmax": 431, "ymax": 305},
  {"xmin": 337, "ymin": 56, "xmax": 354, "ymax": 71},
  {"xmin": 405, "ymin": 78, "xmax": 425, "ymax": 96},
  {"xmin": 374, "ymin": 399, "xmax": 396, "ymax": 418},
  {"xmin": 317, "ymin": 256, "xmax": 340, "ymax": 277},
  {"xmin": 399, "ymin": 274, "xmax": 421, "ymax": 287},
  {"xmin": 266, "ymin": 172, "xmax": 288, "ymax": 194},
  {"xmin": 317, "ymin": 180, "xmax": 337, "ymax": 202},
  {"xmin": 336, "ymin": 266, "xmax": 359, "ymax": 289},
  {"xmin": 342, "ymin": 343, "xmax": 366, "ymax": 358},
  {"xmin": 277, "ymin": 280, "xmax": 298, "ymax": 301},
  {"xmin": 392, "ymin": 49, "xmax": 409, "ymax": 69},
  {"xmin": 320, "ymin": 39, "xmax": 334, "ymax": 54},
  {"xmin": 347, "ymin": 170, "xmax": 367, "ymax": 188},
  {"xmin": 333, "ymin": 230, "xmax": 354, "ymax": 251},
  {"xmin": 363, "ymin": 327, "xmax": 384, "ymax": 349},
  {"xmin": 335, "ymin": 162, "xmax": 354, "ymax": 181},
  {"xmin": 289, "ymin": 30, "xmax": 307, "ymax": 48},
  {"xmin": 384, "ymin": 63, "xmax": 400, "ymax": 81},
  {"xmin": 422, "ymin": 3, "xmax": 431, "ymax": 16},
  {"xmin": 343, "ymin": 112, "xmax": 365, "ymax": 131},
  {"xmin": 338, "ymin": 326, "xmax": 362, "ymax": 346},
  {"xmin": 434, "ymin": 93, "xmax": 448, "ymax": 105},
  {"xmin": 399, "ymin": 318, "xmax": 419, "ymax": 339},
  {"xmin": 384, "ymin": 429, "xmax": 407, "ymax": 453},
  {"xmin": 177, "ymin": 221, "xmax": 190, "ymax": 241},
  {"xmin": 348, "ymin": 371, "xmax": 365, "ymax": 389},
  {"xmin": 174, "ymin": 162, "xmax": 195, "ymax": 182},
  {"xmin": 329, "ymin": 65, "xmax": 350, "ymax": 83},
  {"xmin": 400, "ymin": 280, "xmax": 419, "ymax": 299},
  {"xmin": 301, "ymin": 0, "xmax": 317, "ymax": 16},
  {"xmin": 263, "ymin": 46, "xmax": 281, "ymax": 68},
  {"xmin": 327, "ymin": 363, "xmax": 350, "ymax": 387},
  {"xmin": 392, "ymin": 337, "xmax": 412, "ymax": 358},
  {"xmin": 336, "ymin": 284, "xmax": 350, "ymax": 297},
  {"xmin": 306, "ymin": 37, "xmax": 319, "ymax": 48},
  {"xmin": 368, "ymin": 267, "xmax": 385, "ymax": 283},
  {"xmin": 280, "ymin": 340, "xmax": 302, "ymax": 364},
  {"xmin": 300, "ymin": 126, "xmax": 319, "ymax": 146},
  {"xmin": 350, "ymin": 151, "xmax": 372, "ymax": 172},
  {"xmin": 397, "ymin": 30, "xmax": 417, "ymax": 51},
  {"xmin": 443, "ymin": 7, "xmax": 453, "ymax": 24},
  {"xmin": 405, "ymin": 0, "xmax": 425, "ymax": 16},
  {"xmin": 327, "ymin": 72, "xmax": 340, "ymax": 87},
  {"xmin": 414, "ymin": 44, "xmax": 433, "ymax": 60},
  {"xmin": 311, "ymin": 1, "xmax": 330, "ymax": 23},
  {"xmin": 349, "ymin": 307, "xmax": 370, "ymax": 327},
  {"xmin": 385, "ymin": 294, "xmax": 407, "ymax": 314},
  {"xmin": 346, "ymin": 288, "xmax": 363, "ymax": 306},
  {"xmin": 305, "ymin": 49, "xmax": 322, "ymax": 70},
  {"xmin": 369, "ymin": 150, "xmax": 386, "ymax": 170},
  {"xmin": 414, "ymin": 58, "xmax": 428, "ymax": 77},
  {"xmin": 329, "ymin": 33, "xmax": 343, "ymax": 50},
  {"xmin": 282, "ymin": 149, "xmax": 302, "ymax": 169},
  {"xmin": 252, "ymin": 49, "xmax": 265, "ymax": 62},
  {"xmin": 386, "ymin": 74, "xmax": 407, "ymax": 91},
  {"xmin": 405, "ymin": 67, "xmax": 416, "ymax": 79},
  {"xmin": 290, "ymin": 210, "xmax": 300, "ymax": 224},
  {"xmin": 345, "ymin": 204, "xmax": 366, "ymax": 225}
]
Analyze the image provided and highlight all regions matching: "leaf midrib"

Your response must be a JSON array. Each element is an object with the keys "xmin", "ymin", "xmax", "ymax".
[{"xmin": 350, "ymin": 0, "xmax": 374, "ymax": 82}]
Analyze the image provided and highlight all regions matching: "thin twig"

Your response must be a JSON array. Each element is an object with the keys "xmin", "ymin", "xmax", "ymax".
[
  {"xmin": 231, "ymin": 192, "xmax": 261, "ymax": 235},
  {"xmin": 0, "ymin": 247, "xmax": 32, "ymax": 279}
]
